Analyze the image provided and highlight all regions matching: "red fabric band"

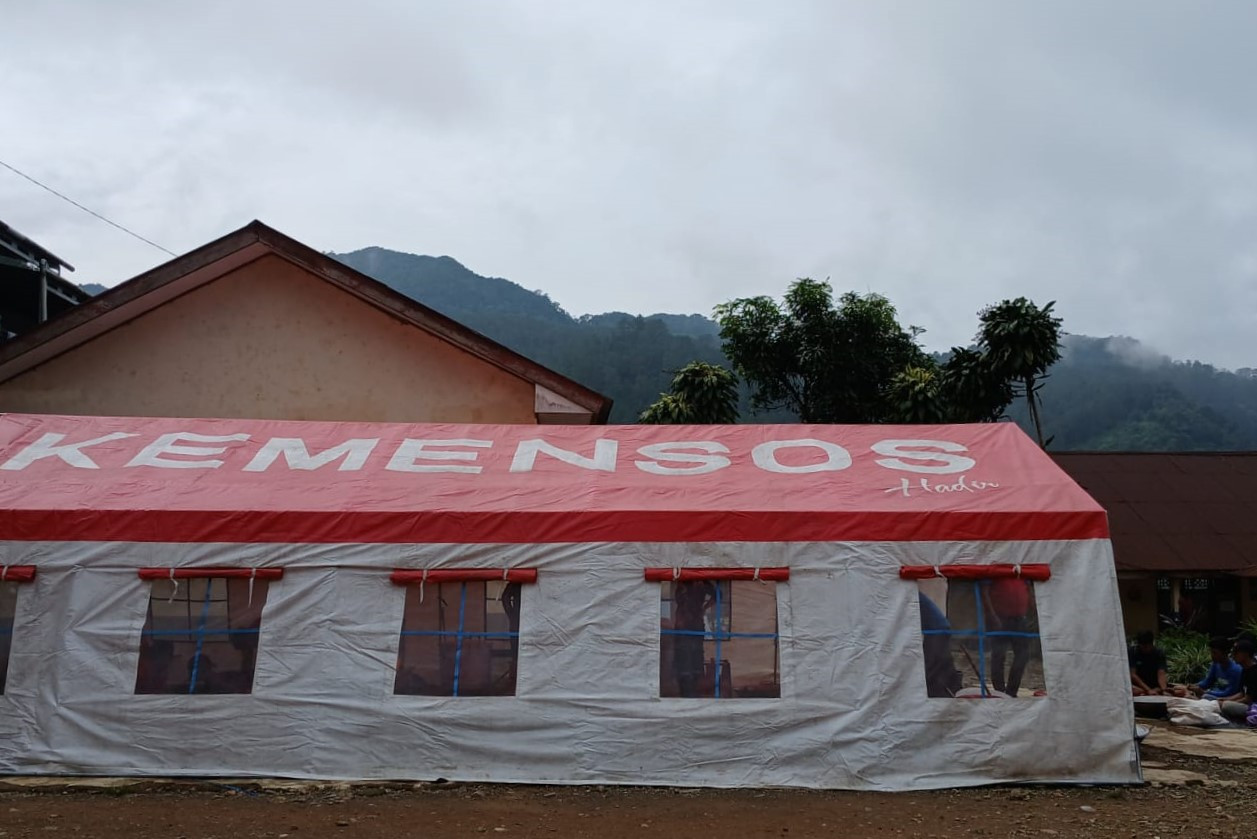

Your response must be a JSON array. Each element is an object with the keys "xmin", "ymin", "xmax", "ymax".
[
  {"xmin": 390, "ymin": 569, "xmax": 538, "ymax": 585},
  {"xmin": 0, "ymin": 565, "xmax": 36, "ymax": 583},
  {"xmin": 898, "ymin": 564, "xmax": 1051, "ymax": 581},
  {"xmin": 643, "ymin": 567, "xmax": 789, "ymax": 582},
  {"xmin": 137, "ymin": 568, "xmax": 285, "ymax": 580}
]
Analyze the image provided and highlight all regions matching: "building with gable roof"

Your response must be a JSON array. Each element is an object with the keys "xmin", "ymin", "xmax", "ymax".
[
  {"xmin": 1054, "ymin": 451, "xmax": 1257, "ymax": 637},
  {"xmin": 0, "ymin": 221, "xmax": 609, "ymax": 425}
]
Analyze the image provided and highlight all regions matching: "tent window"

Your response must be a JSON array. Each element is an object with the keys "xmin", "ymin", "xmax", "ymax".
[
  {"xmin": 914, "ymin": 577, "xmax": 1045, "ymax": 699},
  {"xmin": 394, "ymin": 579, "xmax": 524, "ymax": 697},
  {"xmin": 0, "ymin": 566, "xmax": 35, "ymax": 695},
  {"xmin": 135, "ymin": 576, "xmax": 272, "ymax": 695},
  {"xmin": 655, "ymin": 572, "xmax": 783, "ymax": 699}
]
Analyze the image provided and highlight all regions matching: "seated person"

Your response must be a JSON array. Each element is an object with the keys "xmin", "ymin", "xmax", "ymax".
[
  {"xmin": 919, "ymin": 592, "xmax": 961, "ymax": 698},
  {"xmin": 1129, "ymin": 630, "xmax": 1168, "ymax": 696},
  {"xmin": 1217, "ymin": 639, "xmax": 1257, "ymax": 723},
  {"xmin": 1172, "ymin": 637, "xmax": 1243, "ymax": 699}
]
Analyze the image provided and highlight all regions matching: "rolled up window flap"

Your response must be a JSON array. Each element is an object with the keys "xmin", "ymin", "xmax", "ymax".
[
  {"xmin": 137, "ymin": 568, "xmax": 284, "ymax": 581},
  {"xmin": 898, "ymin": 564, "xmax": 1050, "ymax": 581},
  {"xmin": 643, "ymin": 567, "xmax": 789, "ymax": 582},
  {"xmin": 0, "ymin": 565, "xmax": 36, "ymax": 583},
  {"xmin": 390, "ymin": 568, "xmax": 538, "ymax": 585}
]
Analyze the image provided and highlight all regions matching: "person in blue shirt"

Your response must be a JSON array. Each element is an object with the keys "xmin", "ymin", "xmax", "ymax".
[{"xmin": 1178, "ymin": 636, "xmax": 1244, "ymax": 699}]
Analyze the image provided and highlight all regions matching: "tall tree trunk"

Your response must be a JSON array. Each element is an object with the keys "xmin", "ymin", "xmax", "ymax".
[{"xmin": 1025, "ymin": 376, "xmax": 1045, "ymax": 447}]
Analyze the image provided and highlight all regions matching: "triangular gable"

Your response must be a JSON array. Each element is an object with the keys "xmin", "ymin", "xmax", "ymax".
[
  {"xmin": 0, "ymin": 413, "xmax": 1108, "ymax": 544},
  {"xmin": 0, "ymin": 221, "xmax": 610, "ymax": 423}
]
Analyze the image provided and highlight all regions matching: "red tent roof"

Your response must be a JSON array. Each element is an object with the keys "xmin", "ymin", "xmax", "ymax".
[{"xmin": 0, "ymin": 413, "xmax": 1107, "ymax": 544}]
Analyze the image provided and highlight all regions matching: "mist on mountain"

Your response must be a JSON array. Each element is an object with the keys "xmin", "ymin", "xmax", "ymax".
[{"xmin": 254, "ymin": 246, "xmax": 1257, "ymax": 447}]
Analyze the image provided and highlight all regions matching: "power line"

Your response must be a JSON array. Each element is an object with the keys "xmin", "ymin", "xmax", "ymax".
[{"xmin": 0, "ymin": 158, "xmax": 177, "ymax": 257}]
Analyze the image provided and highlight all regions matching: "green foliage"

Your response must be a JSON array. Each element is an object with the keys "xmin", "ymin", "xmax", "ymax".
[
  {"xmin": 1238, "ymin": 616, "xmax": 1257, "ymax": 639},
  {"xmin": 716, "ymin": 280, "xmax": 1061, "ymax": 429},
  {"xmin": 888, "ymin": 366, "xmax": 945, "ymax": 423},
  {"xmin": 978, "ymin": 298, "xmax": 1064, "ymax": 446},
  {"xmin": 936, "ymin": 347, "xmax": 1016, "ymax": 424},
  {"xmin": 1156, "ymin": 629, "xmax": 1212, "ymax": 684},
  {"xmin": 639, "ymin": 362, "xmax": 740, "ymax": 424},
  {"xmin": 978, "ymin": 298, "xmax": 1064, "ymax": 382},
  {"xmin": 715, "ymin": 280, "xmax": 930, "ymax": 423}
]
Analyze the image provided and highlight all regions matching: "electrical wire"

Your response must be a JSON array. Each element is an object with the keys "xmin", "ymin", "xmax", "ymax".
[{"xmin": 0, "ymin": 158, "xmax": 177, "ymax": 256}]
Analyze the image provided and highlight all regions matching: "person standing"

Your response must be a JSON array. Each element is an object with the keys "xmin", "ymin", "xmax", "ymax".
[
  {"xmin": 672, "ymin": 580, "xmax": 715, "ymax": 697},
  {"xmin": 983, "ymin": 576, "xmax": 1032, "ymax": 697}
]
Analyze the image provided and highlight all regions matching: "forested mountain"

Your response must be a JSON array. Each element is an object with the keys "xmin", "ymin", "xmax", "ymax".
[
  {"xmin": 1006, "ymin": 336, "xmax": 1257, "ymax": 450},
  {"xmin": 332, "ymin": 247, "xmax": 734, "ymax": 423},
  {"xmin": 331, "ymin": 246, "xmax": 1257, "ymax": 448}
]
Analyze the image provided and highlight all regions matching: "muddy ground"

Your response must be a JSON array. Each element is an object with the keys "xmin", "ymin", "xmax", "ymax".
[{"xmin": 2, "ymin": 723, "xmax": 1254, "ymax": 838}]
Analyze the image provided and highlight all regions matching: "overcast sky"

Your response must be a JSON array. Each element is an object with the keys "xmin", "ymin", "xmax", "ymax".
[{"xmin": 4, "ymin": 1, "xmax": 1255, "ymax": 368}]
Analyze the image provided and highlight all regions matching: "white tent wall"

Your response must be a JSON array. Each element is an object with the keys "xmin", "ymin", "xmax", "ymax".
[{"xmin": 0, "ymin": 538, "xmax": 1138, "ymax": 789}]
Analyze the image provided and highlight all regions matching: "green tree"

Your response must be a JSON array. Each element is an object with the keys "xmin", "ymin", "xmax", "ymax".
[
  {"xmin": 715, "ymin": 280, "xmax": 929, "ymax": 422},
  {"xmin": 936, "ymin": 346, "xmax": 1016, "ymax": 424},
  {"xmin": 887, "ymin": 365, "xmax": 946, "ymax": 423},
  {"xmin": 977, "ymin": 298, "xmax": 1063, "ymax": 446},
  {"xmin": 639, "ymin": 361, "xmax": 740, "ymax": 424},
  {"xmin": 715, "ymin": 279, "xmax": 1063, "ymax": 432}
]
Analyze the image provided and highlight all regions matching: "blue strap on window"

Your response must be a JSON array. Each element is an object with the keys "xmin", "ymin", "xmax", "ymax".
[
  {"xmin": 188, "ymin": 578, "xmax": 215, "ymax": 695},
  {"xmin": 452, "ymin": 582, "xmax": 468, "ymax": 697}
]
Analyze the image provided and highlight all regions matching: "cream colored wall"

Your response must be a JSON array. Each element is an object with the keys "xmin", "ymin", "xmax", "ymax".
[{"xmin": 0, "ymin": 255, "xmax": 538, "ymax": 423}]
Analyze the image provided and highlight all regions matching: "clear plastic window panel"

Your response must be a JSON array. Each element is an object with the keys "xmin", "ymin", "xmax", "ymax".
[
  {"xmin": 394, "ymin": 580, "xmax": 521, "ymax": 697},
  {"xmin": 916, "ymin": 578, "xmax": 1045, "ymax": 698},
  {"xmin": 135, "ymin": 577, "xmax": 271, "ymax": 695},
  {"xmin": 0, "ymin": 582, "xmax": 17, "ymax": 694},
  {"xmin": 659, "ymin": 580, "xmax": 780, "ymax": 699}
]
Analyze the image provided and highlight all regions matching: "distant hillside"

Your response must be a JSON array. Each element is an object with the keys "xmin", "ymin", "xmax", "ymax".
[
  {"xmin": 1006, "ymin": 335, "xmax": 1257, "ymax": 451},
  {"xmin": 330, "ymin": 246, "xmax": 1257, "ymax": 446},
  {"xmin": 331, "ymin": 248, "xmax": 732, "ymax": 422}
]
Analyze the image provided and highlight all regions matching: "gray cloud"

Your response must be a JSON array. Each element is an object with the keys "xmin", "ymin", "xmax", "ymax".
[{"xmin": 3, "ymin": 0, "xmax": 1255, "ymax": 368}]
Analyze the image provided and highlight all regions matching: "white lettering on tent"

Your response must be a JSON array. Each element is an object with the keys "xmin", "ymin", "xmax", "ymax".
[
  {"xmin": 387, "ymin": 439, "xmax": 493, "ymax": 473},
  {"xmin": 635, "ymin": 441, "xmax": 731, "ymax": 475},
  {"xmin": 510, "ymin": 439, "xmax": 618, "ymax": 473},
  {"xmin": 0, "ymin": 431, "xmax": 138, "ymax": 470},
  {"xmin": 244, "ymin": 438, "xmax": 380, "ymax": 472},
  {"xmin": 871, "ymin": 439, "xmax": 976, "ymax": 474},
  {"xmin": 883, "ymin": 475, "xmax": 1000, "ymax": 497},
  {"xmin": 751, "ymin": 439, "xmax": 852, "ymax": 473},
  {"xmin": 126, "ymin": 432, "xmax": 250, "ymax": 469}
]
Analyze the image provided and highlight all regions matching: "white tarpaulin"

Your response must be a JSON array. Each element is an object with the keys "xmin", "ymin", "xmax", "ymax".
[{"xmin": 0, "ymin": 414, "xmax": 1138, "ymax": 789}]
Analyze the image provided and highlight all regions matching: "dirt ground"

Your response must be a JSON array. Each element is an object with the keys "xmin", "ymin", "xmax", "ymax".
[{"xmin": 2, "ymin": 723, "xmax": 1255, "ymax": 839}]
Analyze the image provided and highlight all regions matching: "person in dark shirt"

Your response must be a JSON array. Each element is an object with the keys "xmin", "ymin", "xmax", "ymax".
[
  {"xmin": 1129, "ymin": 630, "xmax": 1168, "ymax": 696},
  {"xmin": 1218, "ymin": 639, "xmax": 1257, "ymax": 723},
  {"xmin": 672, "ymin": 580, "xmax": 715, "ymax": 697}
]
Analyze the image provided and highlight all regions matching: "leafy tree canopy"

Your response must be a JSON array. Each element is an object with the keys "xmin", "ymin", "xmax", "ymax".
[
  {"xmin": 716, "ymin": 279, "xmax": 1063, "ymax": 435},
  {"xmin": 639, "ymin": 362, "xmax": 740, "ymax": 424},
  {"xmin": 715, "ymin": 280, "xmax": 929, "ymax": 423}
]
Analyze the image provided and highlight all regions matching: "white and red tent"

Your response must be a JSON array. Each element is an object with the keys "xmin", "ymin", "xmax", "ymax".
[{"xmin": 0, "ymin": 413, "xmax": 1137, "ymax": 788}]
